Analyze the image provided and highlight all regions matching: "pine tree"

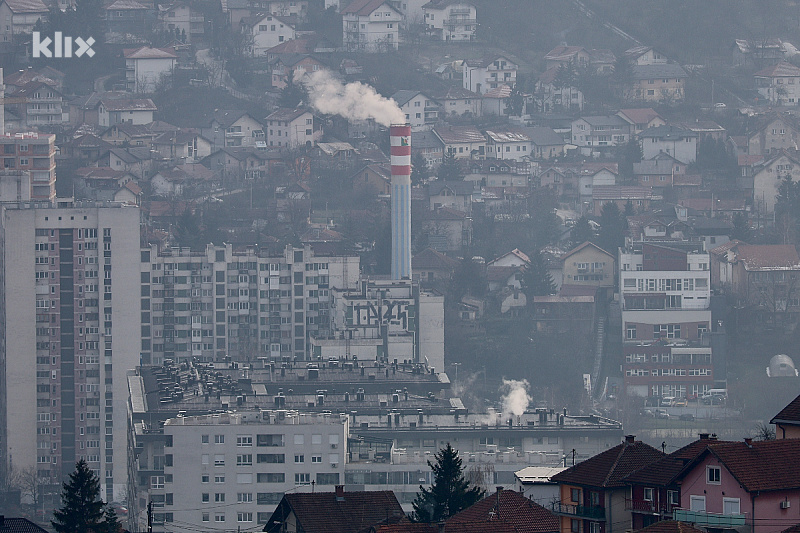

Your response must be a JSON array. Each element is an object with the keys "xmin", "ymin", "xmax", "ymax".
[
  {"xmin": 597, "ymin": 202, "xmax": 626, "ymax": 255},
  {"xmin": 51, "ymin": 460, "xmax": 105, "ymax": 533},
  {"xmin": 730, "ymin": 212, "xmax": 751, "ymax": 243},
  {"xmin": 98, "ymin": 505, "xmax": 124, "ymax": 533},
  {"xmin": 571, "ymin": 216, "xmax": 593, "ymax": 245},
  {"xmin": 411, "ymin": 443, "xmax": 484, "ymax": 522},
  {"xmin": 437, "ymin": 151, "xmax": 462, "ymax": 181},
  {"xmin": 521, "ymin": 251, "xmax": 556, "ymax": 305},
  {"xmin": 411, "ymin": 152, "xmax": 429, "ymax": 185}
]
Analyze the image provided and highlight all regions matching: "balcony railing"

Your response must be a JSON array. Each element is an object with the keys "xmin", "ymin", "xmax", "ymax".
[
  {"xmin": 550, "ymin": 502, "xmax": 605, "ymax": 520},
  {"xmin": 673, "ymin": 509, "xmax": 745, "ymax": 528},
  {"xmin": 625, "ymin": 498, "xmax": 677, "ymax": 515}
]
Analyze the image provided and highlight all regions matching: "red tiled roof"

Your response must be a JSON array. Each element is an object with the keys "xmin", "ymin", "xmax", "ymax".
[
  {"xmin": 2, "ymin": 0, "xmax": 47, "ymax": 13},
  {"xmin": 635, "ymin": 521, "xmax": 707, "ymax": 533},
  {"xmin": 734, "ymin": 244, "xmax": 800, "ymax": 270},
  {"xmin": 561, "ymin": 241, "xmax": 613, "ymax": 262},
  {"xmin": 266, "ymin": 107, "xmax": 311, "ymax": 122},
  {"xmin": 624, "ymin": 437, "xmax": 732, "ymax": 487},
  {"xmin": 754, "ymin": 61, "xmax": 800, "ymax": 78},
  {"xmin": 123, "ymin": 46, "xmax": 177, "ymax": 59},
  {"xmin": 487, "ymin": 265, "xmax": 522, "ymax": 282},
  {"xmin": 697, "ymin": 439, "xmax": 800, "ymax": 492},
  {"xmin": 447, "ymin": 489, "xmax": 559, "ymax": 533},
  {"xmin": 772, "ymin": 393, "xmax": 800, "ymax": 424},
  {"xmin": 544, "ymin": 45, "xmax": 585, "ymax": 62},
  {"xmin": 270, "ymin": 490, "xmax": 404, "ymax": 533},
  {"xmin": 342, "ymin": 0, "xmax": 395, "ymax": 15},
  {"xmin": 551, "ymin": 439, "xmax": 663, "ymax": 488},
  {"xmin": 617, "ymin": 108, "xmax": 662, "ymax": 126},
  {"xmin": 412, "ymin": 248, "xmax": 458, "ymax": 271}
]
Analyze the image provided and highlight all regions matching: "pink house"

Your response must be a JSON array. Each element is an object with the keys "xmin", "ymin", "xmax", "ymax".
[{"xmin": 676, "ymin": 439, "xmax": 800, "ymax": 533}]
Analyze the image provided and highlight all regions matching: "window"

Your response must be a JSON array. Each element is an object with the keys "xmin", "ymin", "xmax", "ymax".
[
  {"xmin": 723, "ymin": 497, "xmax": 740, "ymax": 515},
  {"xmin": 571, "ymin": 488, "xmax": 581, "ymax": 503},
  {"xmin": 201, "ymin": 493, "xmax": 209, "ymax": 503},
  {"xmin": 295, "ymin": 473, "xmax": 310, "ymax": 485},
  {"xmin": 667, "ymin": 490, "xmax": 679, "ymax": 506},
  {"xmin": 214, "ymin": 514, "xmax": 225, "ymax": 522},
  {"xmin": 238, "ymin": 512, "xmax": 253, "ymax": 522},
  {"xmin": 626, "ymin": 325, "xmax": 636, "ymax": 339},
  {"xmin": 215, "ymin": 434, "xmax": 225, "ymax": 444},
  {"xmin": 707, "ymin": 466, "xmax": 721, "ymax": 484},
  {"xmin": 237, "ymin": 454, "xmax": 253, "ymax": 466},
  {"xmin": 202, "ymin": 474, "xmax": 209, "ymax": 483},
  {"xmin": 214, "ymin": 493, "xmax": 225, "ymax": 502},
  {"xmin": 643, "ymin": 488, "xmax": 654, "ymax": 501},
  {"xmin": 237, "ymin": 436, "xmax": 253, "ymax": 447},
  {"xmin": 295, "ymin": 454, "xmax": 304, "ymax": 463},
  {"xmin": 237, "ymin": 493, "xmax": 253, "ymax": 503},
  {"xmin": 151, "ymin": 476, "xmax": 165, "ymax": 489},
  {"xmin": 215, "ymin": 475, "xmax": 225, "ymax": 483},
  {"xmin": 690, "ymin": 495, "xmax": 706, "ymax": 512},
  {"xmin": 571, "ymin": 519, "xmax": 581, "ymax": 533},
  {"xmin": 214, "ymin": 455, "xmax": 225, "ymax": 466},
  {"xmin": 311, "ymin": 455, "xmax": 322, "ymax": 463}
]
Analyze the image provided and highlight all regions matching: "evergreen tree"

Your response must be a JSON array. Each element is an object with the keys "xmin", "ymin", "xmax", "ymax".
[
  {"xmin": 411, "ymin": 152, "xmax": 429, "ymax": 185},
  {"xmin": 279, "ymin": 69, "xmax": 307, "ymax": 109},
  {"xmin": 624, "ymin": 199, "xmax": 636, "ymax": 216},
  {"xmin": 411, "ymin": 443, "xmax": 485, "ymax": 523},
  {"xmin": 618, "ymin": 139, "xmax": 642, "ymax": 180},
  {"xmin": 52, "ymin": 460, "xmax": 105, "ymax": 533},
  {"xmin": 571, "ymin": 216, "xmax": 593, "ymax": 245},
  {"xmin": 597, "ymin": 202, "xmax": 626, "ymax": 255},
  {"xmin": 521, "ymin": 251, "xmax": 556, "ymax": 305},
  {"xmin": 730, "ymin": 212, "xmax": 751, "ymax": 242},
  {"xmin": 438, "ymin": 151, "xmax": 462, "ymax": 181},
  {"xmin": 97, "ymin": 506, "xmax": 123, "ymax": 533}
]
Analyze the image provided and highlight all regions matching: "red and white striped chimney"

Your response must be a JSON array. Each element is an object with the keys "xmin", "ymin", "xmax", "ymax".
[{"xmin": 390, "ymin": 124, "xmax": 411, "ymax": 280}]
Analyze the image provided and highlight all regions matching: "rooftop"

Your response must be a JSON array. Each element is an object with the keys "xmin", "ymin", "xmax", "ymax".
[{"xmin": 551, "ymin": 437, "xmax": 663, "ymax": 488}]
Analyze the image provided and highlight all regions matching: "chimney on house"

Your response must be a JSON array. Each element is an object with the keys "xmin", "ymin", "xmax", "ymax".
[
  {"xmin": 744, "ymin": 438, "xmax": 753, "ymax": 448},
  {"xmin": 625, "ymin": 435, "xmax": 636, "ymax": 444},
  {"xmin": 496, "ymin": 486, "xmax": 503, "ymax": 513},
  {"xmin": 335, "ymin": 485, "xmax": 345, "ymax": 501},
  {"xmin": 437, "ymin": 520, "xmax": 446, "ymax": 533},
  {"xmin": 699, "ymin": 433, "xmax": 710, "ymax": 440}
]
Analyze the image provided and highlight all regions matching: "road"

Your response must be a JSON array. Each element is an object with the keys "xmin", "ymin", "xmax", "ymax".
[{"xmin": 571, "ymin": 0, "xmax": 642, "ymax": 46}]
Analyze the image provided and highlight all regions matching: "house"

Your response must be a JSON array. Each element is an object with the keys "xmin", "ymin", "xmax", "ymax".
[
  {"xmin": 264, "ymin": 486, "xmax": 405, "ymax": 533},
  {"xmin": 412, "ymin": 130, "xmax": 444, "ymax": 170},
  {"xmin": 264, "ymin": 107, "xmax": 320, "ymax": 149},
  {"xmin": 543, "ymin": 45, "xmax": 616, "ymax": 74},
  {"xmin": 60, "ymin": 134, "xmax": 114, "ymax": 162},
  {"xmin": 592, "ymin": 186, "xmax": 655, "ymax": 216},
  {"xmin": 95, "ymin": 147, "xmax": 150, "ymax": 179},
  {"xmin": 747, "ymin": 114, "xmax": 800, "ymax": 156},
  {"xmin": 151, "ymin": 167, "xmax": 203, "ymax": 196},
  {"xmin": 351, "ymin": 163, "xmax": 391, "ymax": 195},
  {"xmin": 674, "ymin": 439, "xmax": 800, "ymax": 533},
  {"xmin": 101, "ymin": 122, "xmax": 162, "ymax": 146},
  {"xmin": 481, "ymin": 83, "xmax": 513, "ymax": 116},
  {"xmin": 640, "ymin": 125, "xmax": 698, "ymax": 164},
  {"xmin": 535, "ymin": 67, "xmax": 584, "ymax": 112},
  {"xmin": 431, "ymin": 86, "xmax": 481, "ymax": 117},
  {"xmin": 241, "ymin": 13, "xmax": 298, "ymax": 56},
  {"xmin": 433, "ymin": 125, "xmax": 486, "ymax": 159},
  {"xmin": 11, "ymin": 81, "xmax": 65, "ymax": 128},
  {"xmin": 616, "ymin": 108, "xmax": 666, "ymax": 136},
  {"xmin": 628, "ymin": 64, "xmax": 688, "ymax": 103},
  {"xmin": 412, "ymin": 247, "xmax": 458, "ymax": 284},
  {"xmin": 0, "ymin": 0, "xmax": 48, "ymax": 43},
  {"xmin": 420, "ymin": 206, "xmax": 470, "ymax": 253},
  {"xmin": 0, "ymin": 517, "xmax": 51, "ymax": 533},
  {"xmin": 623, "ymin": 434, "xmax": 728, "ymax": 530},
  {"xmin": 515, "ymin": 466, "xmax": 568, "ymax": 505},
  {"xmin": 539, "ymin": 163, "xmax": 618, "ymax": 206},
  {"xmin": 561, "ymin": 241, "xmax": 615, "ymax": 291},
  {"xmin": 98, "ymin": 98, "xmax": 157, "ymax": 127},
  {"xmin": 533, "ymin": 294, "xmax": 596, "ymax": 335},
  {"xmin": 486, "ymin": 248, "xmax": 529, "ymax": 291},
  {"xmin": 755, "ymin": 61, "xmax": 800, "ymax": 106},
  {"xmin": 206, "ymin": 110, "xmax": 264, "ymax": 148},
  {"xmin": 623, "ymin": 45, "xmax": 669, "ymax": 66},
  {"xmin": 550, "ymin": 435, "xmax": 664, "ymax": 533},
  {"xmin": 271, "ymin": 54, "xmax": 326, "ymax": 89},
  {"xmin": 485, "ymin": 127, "xmax": 533, "ymax": 161},
  {"xmin": 249, "ymin": 0, "xmax": 309, "ymax": 20},
  {"xmin": 421, "ymin": 0, "xmax": 477, "ymax": 41},
  {"xmin": 73, "ymin": 167, "xmax": 137, "ymax": 201},
  {"xmin": 752, "ymin": 150, "xmax": 800, "ymax": 214},
  {"xmin": 158, "ymin": 2, "xmax": 204, "ymax": 43},
  {"xmin": 529, "ymin": 127, "xmax": 567, "ymax": 160},
  {"xmin": 3, "ymin": 66, "xmax": 64, "ymax": 92},
  {"xmin": 571, "ymin": 116, "xmax": 631, "ymax": 150},
  {"xmin": 427, "ymin": 179, "xmax": 479, "ymax": 213},
  {"xmin": 447, "ymin": 487, "xmax": 559, "ymax": 533},
  {"xmin": 392, "ymin": 90, "xmax": 439, "ymax": 131},
  {"xmin": 202, "ymin": 147, "xmax": 284, "ymax": 179},
  {"xmin": 463, "ymin": 55, "xmax": 517, "ymax": 95},
  {"xmin": 771, "ymin": 392, "xmax": 800, "ymax": 439},
  {"xmin": 341, "ymin": 0, "xmax": 401, "ymax": 52},
  {"xmin": 464, "ymin": 159, "xmax": 530, "ymax": 192},
  {"xmin": 634, "ymin": 153, "xmax": 687, "ymax": 189},
  {"xmin": 123, "ymin": 47, "xmax": 177, "ymax": 93},
  {"xmin": 733, "ymin": 38, "xmax": 798, "ymax": 67},
  {"xmin": 714, "ymin": 243, "xmax": 800, "ymax": 323},
  {"xmin": 106, "ymin": 0, "xmax": 149, "ymax": 34},
  {"xmin": 150, "ymin": 130, "xmax": 212, "ymax": 163}
]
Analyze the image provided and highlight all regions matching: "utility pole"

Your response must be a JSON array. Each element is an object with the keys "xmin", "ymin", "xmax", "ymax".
[{"xmin": 147, "ymin": 500, "xmax": 153, "ymax": 533}]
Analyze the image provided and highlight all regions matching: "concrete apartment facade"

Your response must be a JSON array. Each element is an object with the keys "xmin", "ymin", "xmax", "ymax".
[{"xmin": 0, "ymin": 202, "xmax": 141, "ymax": 503}]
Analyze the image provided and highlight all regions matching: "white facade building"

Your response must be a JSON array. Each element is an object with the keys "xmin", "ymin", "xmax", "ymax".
[
  {"xmin": 462, "ymin": 56, "xmax": 517, "ymax": 95},
  {"xmin": 162, "ymin": 411, "xmax": 348, "ymax": 531},
  {"xmin": 124, "ymin": 47, "xmax": 177, "ymax": 93},
  {"xmin": 422, "ymin": 0, "xmax": 476, "ymax": 41},
  {"xmin": 342, "ymin": 0, "xmax": 401, "ymax": 52},
  {"xmin": 264, "ymin": 108, "xmax": 320, "ymax": 149},
  {"xmin": 241, "ymin": 14, "xmax": 297, "ymax": 56},
  {"xmin": 0, "ymin": 0, "xmax": 48, "ymax": 43},
  {"xmin": 0, "ymin": 202, "xmax": 141, "ymax": 503}
]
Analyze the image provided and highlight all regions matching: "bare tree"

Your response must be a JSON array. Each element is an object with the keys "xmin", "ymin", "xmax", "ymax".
[{"xmin": 17, "ymin": 466, "xmax": 44, "ymax": 506}]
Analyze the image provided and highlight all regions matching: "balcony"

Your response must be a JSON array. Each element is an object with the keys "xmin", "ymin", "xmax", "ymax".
[
  {"xmin": 550, "ymin": 502, "xmax": 605, "ymax": 520},
  {"xmin": 625, "ymin": 498, "xmax": 676, "ymax": 516},
  {"xmin": 673, "ymin": 509, "xmax": 745, "ymax": 528}
]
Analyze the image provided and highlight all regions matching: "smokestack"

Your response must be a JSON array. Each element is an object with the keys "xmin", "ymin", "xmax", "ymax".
[
  {"xmin": 390, "ymin": 124, "xmax": 412, "ymax": 280},
  {"xmin": 0, "ymin": 68, "xmax": 4, "ymax": 136}
]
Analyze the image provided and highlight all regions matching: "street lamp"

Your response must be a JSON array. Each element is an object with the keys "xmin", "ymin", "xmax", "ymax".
[{"xmin": 450, "ymin": 362, "xmax": 461, "ymax": 384}]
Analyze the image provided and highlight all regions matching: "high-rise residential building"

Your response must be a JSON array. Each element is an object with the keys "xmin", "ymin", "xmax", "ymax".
[
  {"xmin": 140, "ymin": 243, "xmax": 360, "ymax": 364},
  {"xmin": 0, "ymin": 132, "xmax": 56, "ymax": 202},
  {"xmin": 619, "ymin": 242, "xmax": 714, "ymax": 398},
  {"xmin": 0, "ymin": 201, "xmax": 141, "ymax": 503}
]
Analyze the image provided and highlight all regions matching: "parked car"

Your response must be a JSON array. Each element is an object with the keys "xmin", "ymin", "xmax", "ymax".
[
  {"xmin": 702, "ymin": 394, "xmax": 725, "ymax": 405},
  {"xmin": 641, "ymin": 408, "xmax": 655, "ymax": 417},
  {"xmin": 679, "ymin": 413, "xmax": 695, "ymax": 421},
  {"xmin": 674, "ymin": 398, "xmax": 688, "ymax": 407},
  {"xmin": 655, "ymin": 409, "xmax": 670, "ymax": 419}
]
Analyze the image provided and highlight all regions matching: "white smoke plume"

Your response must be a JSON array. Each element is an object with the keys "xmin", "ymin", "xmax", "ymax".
[
  {"xmin": 303, "ymin": 70, "xmax": 405, "ymax": 127},
  {"xmin": 501, "ymin": 379, "xmax": 531, "ymax": 417}
]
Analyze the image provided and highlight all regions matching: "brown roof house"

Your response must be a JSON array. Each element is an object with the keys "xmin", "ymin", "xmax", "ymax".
[
  {"xmin": 263, "ymin": 486, "xmax": 405, "ymax": 533},
  {"xmin": 412, "ymin": 247, "xmax": 458, "ymax": 284},
  {"xmin": 771, "ymin": 392, "xmax": 800, "ymax": 439},
  {"xmin": 550, "ymin": 435, "xmax": 664, "ymax": 533}
]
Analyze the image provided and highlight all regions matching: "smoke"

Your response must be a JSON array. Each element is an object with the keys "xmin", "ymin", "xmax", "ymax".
[
  {"xmin": 303, "ymin": 70, "xmax": 405, "ymax": 127},
  {"xmin": 501, "ymin": 379, "xmax": 531, "ymax": 417}
]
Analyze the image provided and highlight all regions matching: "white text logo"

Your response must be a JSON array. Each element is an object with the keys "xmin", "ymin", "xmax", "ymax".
[{"xmin": 32, "ymin": 31, "xmax": 95, "ymax": 58}]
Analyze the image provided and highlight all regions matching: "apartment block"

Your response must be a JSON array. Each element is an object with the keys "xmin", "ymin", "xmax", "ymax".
[
  {"xmin": 140, "ymin": 243, "xmax": 360, "ymax": 364},
  {"xmin": 0, "ymin": 201, "xmax": 141, "ymax": 503},
  {"xmin": 619, "ymin": 242, "xmax": 713, "ymax": 398},
  {"xmin": 0, "ymin": 132, "xmax": 56, "ymax": 201},
  {"xmin": 161, "ymin": 411, "xmax": 348, "ymax": 532}
]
